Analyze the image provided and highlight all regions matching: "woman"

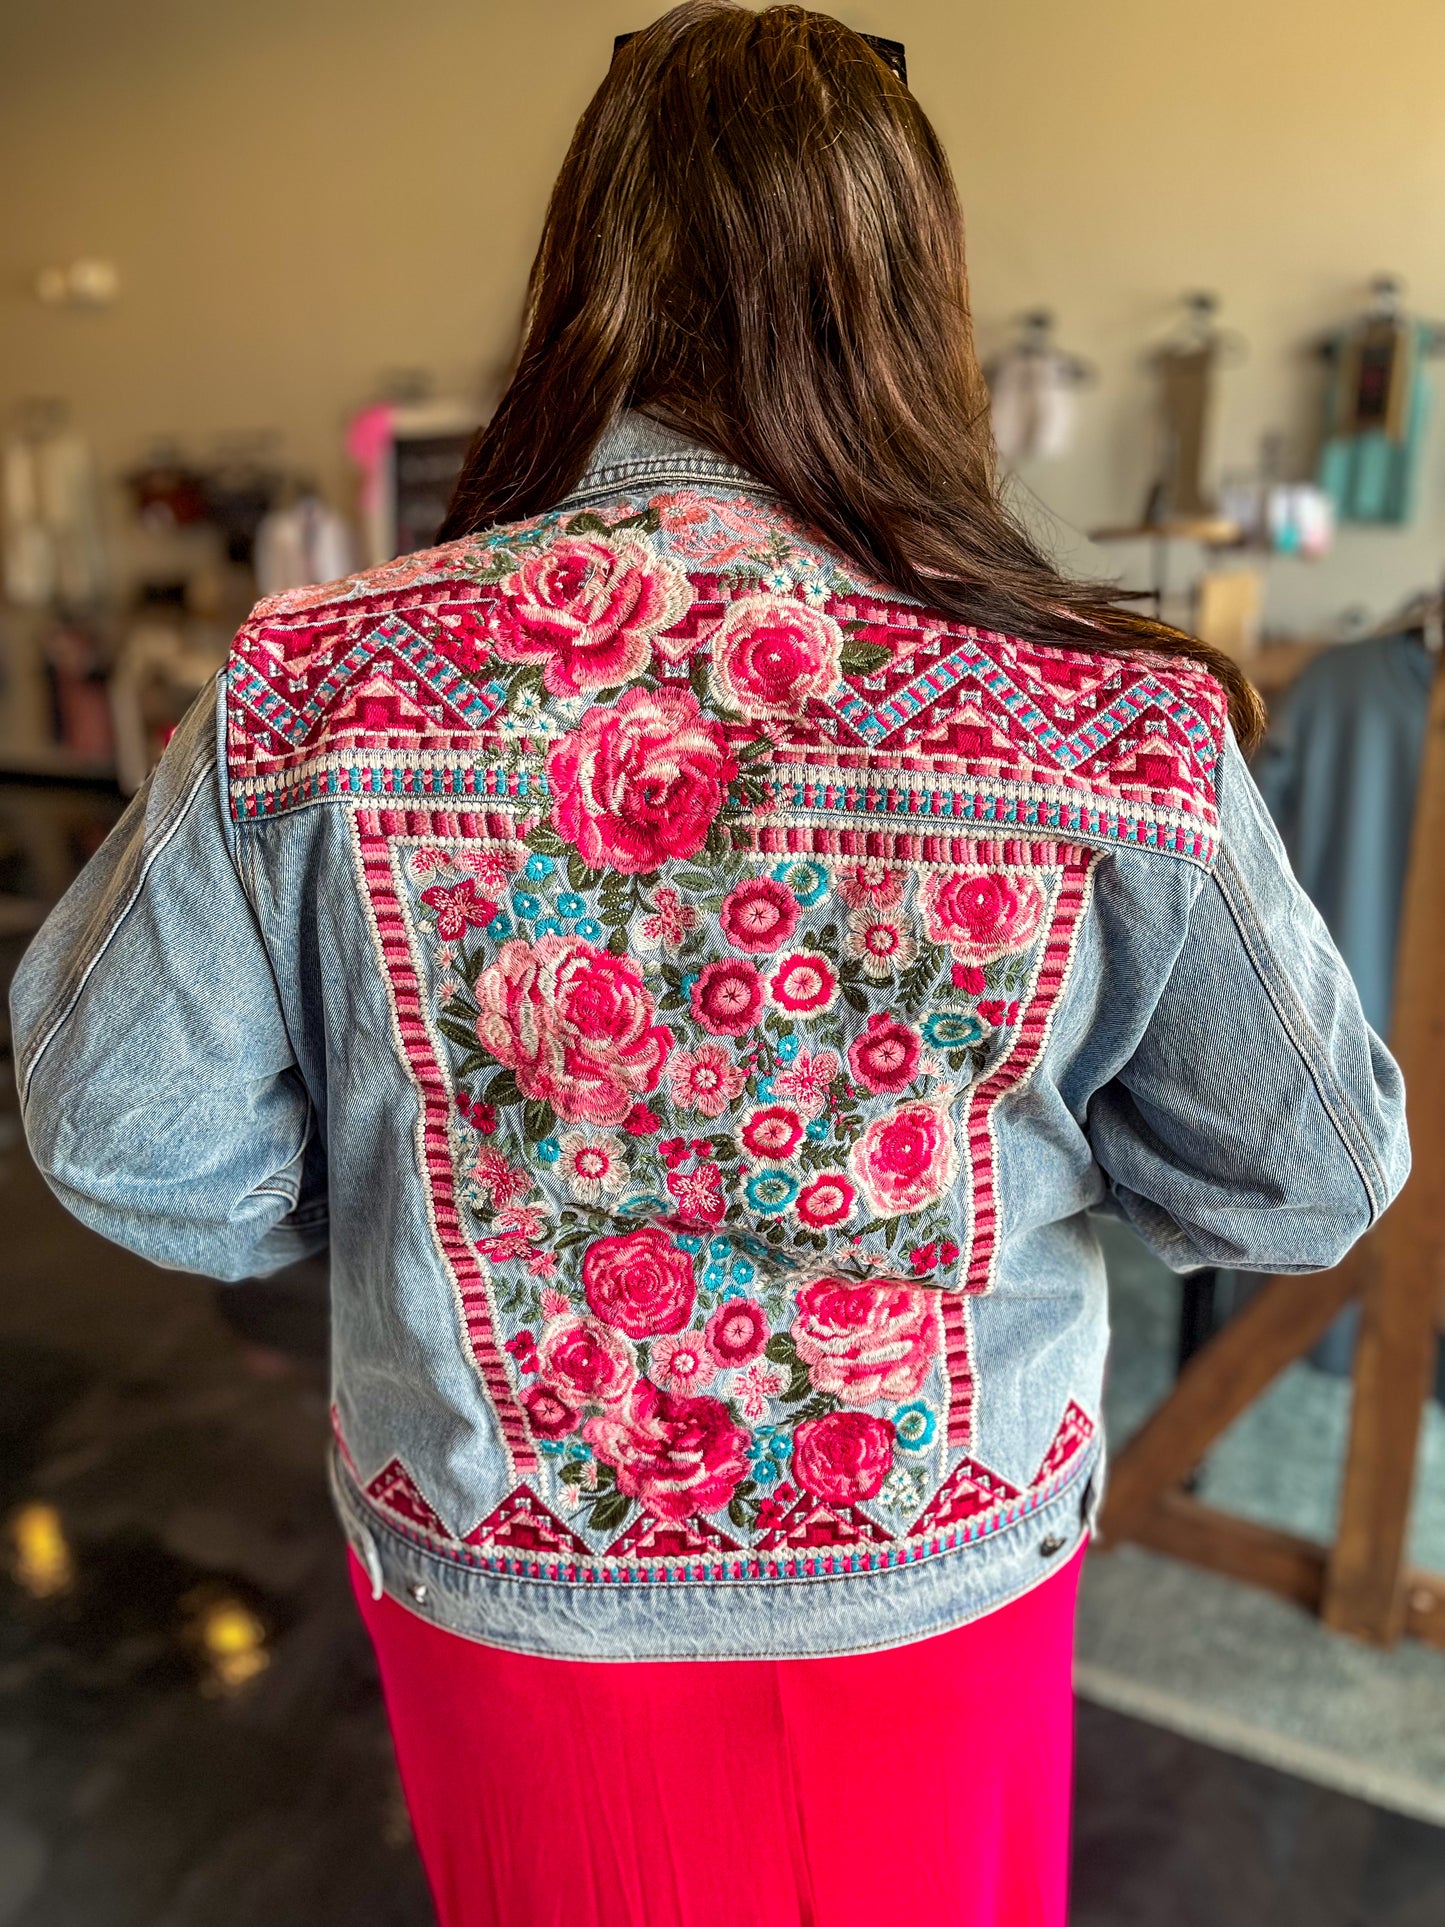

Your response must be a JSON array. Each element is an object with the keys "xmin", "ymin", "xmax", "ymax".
[{"xmin": 11, "ymin": 7, "xmax": 1407, "ymax": 1924}]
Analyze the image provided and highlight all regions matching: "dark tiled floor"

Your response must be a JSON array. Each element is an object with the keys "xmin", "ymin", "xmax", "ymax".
[{"xmin": 3, "ymin": 1100, "xmax": 1445, "ymax": 1926}]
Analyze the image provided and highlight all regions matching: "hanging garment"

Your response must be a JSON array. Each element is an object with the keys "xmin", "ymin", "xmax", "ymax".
[
  {"xmin": 1253, "ymin": 631, "xmax": 1432, "ymax": 1038},
  {"xmin": 253, "ymin": 495, "xmax": 354, "ymax": 598},
  {"xmin": 1317, "ymin": 322, "xmax": 1432, "ymax": 525},
  {"xmin": 987, "ymin": 347, "xmax": 1077, "ymax": 463},
  {"xmin": 351, "ymin": 1542, "xmax": 1084, "ymax": 1927}
]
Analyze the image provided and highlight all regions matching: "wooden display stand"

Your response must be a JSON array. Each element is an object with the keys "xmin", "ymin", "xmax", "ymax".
[{"xmin": 1098, "ymin": 652, "xmax": 1445, "ymax": 1649}]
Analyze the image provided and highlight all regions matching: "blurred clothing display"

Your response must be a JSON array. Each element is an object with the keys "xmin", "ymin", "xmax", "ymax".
[
  {"xmin": 2, "ymin": 411, "xmax": 107, "ymax": 608},
  {"xmin": 254, "ymin": 495, "xmax": 354, "ymax": 598},
  {"xmin": 1317, "ymin": 310, "xmax": 1436, "ymax": 526},
  {"xmin": 1254, "ymin": 629, "xmax": 1433, "ymax": 1039},
  {"xmin": 986, "ymin": 312, "xmax": 1089, "ymax": 463}
]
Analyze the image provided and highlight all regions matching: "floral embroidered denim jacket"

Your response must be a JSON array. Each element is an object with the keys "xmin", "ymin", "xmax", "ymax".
[{"xmin": 11, "ymin": 414, "xmax": 1409, "ymax": 1659}]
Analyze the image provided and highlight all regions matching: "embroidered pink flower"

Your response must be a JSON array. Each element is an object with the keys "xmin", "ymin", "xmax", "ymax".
[
  {"xmin": 792, "ymin": 1411, "xmax": 896, "ymax": 1505},
  {"xmin": 690, "ymin": 958, "xmax": 763, "ymax": 1038},
  {"xmin": 794, "ymin": 1172, "xmax": 856, "ymax": 1229},
  {"xmin": 547, "ymin": 686, "xmax": 738, "ymax": 875},
  {"xmin": 525, "ymin": 1248, "xmax": 558, "ymax": 1278},
  {"xmin": 739, "ymin": 1105, "xmax": 805, "ymax": 1161},
  {"xmin": 771, "ymin": 1048, "xmax": 841, "ymax": 1119},
  {"xmin": 539, "ymin": 1286, "xmax": 572, "ymax": 1320},
  {"xmin": 909, "ymin": 1239, "xmax": 960, "ymax": 1274},
  {"xmin": 846, "ymin": 1012, "xmax": 923, "ymax": 1096},
  {"xmin": 495, "ymin": 534, "xmax": 691, "ymax": 695},
  {"xmin": 843, "ymin": 910, "xmax": 915, "ymax": 981},
  {"xmin": 583, "ymin": 1381, "xmax": 751, "ymax": 1521},
  {"xmin": 651, "ymin": 1331, "xmax": 718, "ymax": 1396},
  {"xmin": 583, "ymin": 1226, "xmax": 696, "ymax": 1338},
  {"xmin": 467, "ymin": 1145, "xmax": 532, "ymax": 1206},
  {"xmin": 730, "ymin": 1358, "xmax": 792, "ymax": 1421},
  {"xmin": 711, "ymin": 593, "xmax": 844, "ymax": 715},
  {"xmin": 704, "ymin": 1297, "xmax": 769, "ymax": 1368},
  {"xmin": 769, "ymin": 951, "xmax": 836, "ymax": 1015},
  {"xmin": 665, "ymin": 1160, "xmax": 726, "ymax": 1227},
  {"xmin": 668, "ymin": 1044, "xmax": 748, "ymax": 1118},
  {"xmin": 459, "ymin": 843, "xmax": 527, "ymax": 891},
  {"xmin": 719, "ymin": 876, "xmax": 800, "ymax": 953},
  {"xmin": 755, "ymin": 1482, "xmax": 800, "ymax": 1532},
  {"xmin": 538, "ymin": 1315, "xmax": 636, "ymax": 1407},
  {"xmin": 837, "ymin": 863, "xmax": 905, "ymax": 910},
  {"xmin": 556, "ymin": 1130, "xmax": 631, "ymax": 1204},
  {"xmin": 637, "ymin": 885, "xmax": 699, "ymax": 952},
  {"xmin": 790, "ymin": 1279, "xmax": 940, "ymax": 1406},
  {"xmin": 977, "ymin": 998, "xmax": 1020, "ymax": 1027},
  {"xmin": 422, "ymin": 877, "xmax": 498, "ymax": 939},
  {"xmin": 952, "ymin": 962, "xmax": 988, "ymax": 994},
  {"xmin": 495, "ymin": 1202, "xmax": 548, "ymax": 1239},
  {"xmin": 919, "ymin": 869, "xmax": 1045, "ymax": 964},
  {"xmin": 475, "ymin": 934, "xmax": 671, "ymax": 1126},
  {"xmin": 848, "ymin": 1098, "xmax": 957, "ymax": 1217},
  {"xmin": 523, "ymin": 1383, "xmax": 577, "ymax": 1441},
  {"xmin": 505, "ymin": 1328, "xmax": 539, "ymax": 1372},
  {"xmin": 623, "ymin": 1102, "xmax": 663, "ymax": 1137}
]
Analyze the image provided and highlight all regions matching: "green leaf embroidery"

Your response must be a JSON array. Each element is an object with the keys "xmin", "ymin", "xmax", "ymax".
[
  {"xmin": 437, "ymin": 1016, "xmax": 479, "ymax": 1049},
  {"xmin": 522, "ymin": 1098, "xmax": 558, "ymax": 1143},
  {"xmin": 484, "ymin": 1068, "xmax": 524, "ymax": 1107},
  {"xmin": 585, "ymin": 1489, "xmax": 633, "ymax": 1535},
  {"xmin": 839, "ymin": 638, "xmax": 893, "ymax": 677}
]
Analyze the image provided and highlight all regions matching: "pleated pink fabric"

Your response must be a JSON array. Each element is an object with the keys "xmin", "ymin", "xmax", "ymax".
[{"xmin": 352, "ymin": 1545, "xmax": 1083, "ymax": 1927}]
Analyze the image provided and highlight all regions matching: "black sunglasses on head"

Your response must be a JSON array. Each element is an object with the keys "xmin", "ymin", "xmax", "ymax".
[{"xmin": 612, "ymin": 27, "xmax": 907, "ymax": 86}]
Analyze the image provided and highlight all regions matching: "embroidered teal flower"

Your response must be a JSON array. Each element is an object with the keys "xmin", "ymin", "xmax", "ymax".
[
  {"xmin": 538, "ymin": 1438, "xmax": 567, "ymax": 1457},
  {"xmin": 536, "ymin": 1137, "xmax": 561, "ymax": 1164},
  {"xmin": 775, "ymin": 1033, "xmax": 801, "ymax": 1064},
  {"xmin": 576, "ymin": 918, "xmax": 603, "ymax": 942},
  {"xmin": 511, "ymin": 890, "xmax": 541, "ymax": 919},
  {"xmin": 746, "ymin": 1168, "xmax": 798, "ymax": 1215},
  {"xmin": 748, "ymin": 1425, "xmax": 793, "ymax": 1485},
  {"xmin": 681, "ymin": 971, "xmax": 701, "ymax": 1001},
  {"xmin": 922, "ymin": 1010, "xmax": 985, "ymax": 1050},
  {"xmin": 708, "ymin": 1237, "xmax": 732, "ymax": 1260},
  {"xmin": 564, "ymin": 1440, "xmax": 594, "ymax": 1462},
  {"xmin": 771, "ymin": 858, "xmax": 829, "ymax": 906},
  {"xmin": 721, "ymin": 1282, "xmax": 747, "ymax": 1302},
  {"xmin": 730, "ymin": 1258, "xmax": 755, "ymax": 1285},
  {"xmin": 525, "ymin": 854, "xmax": 555, "ymax": 881},
  {"xmin": 894, "ymin": 1401, "xmax": 937, "ymax": 1452},
  {"xmin": 535, "ymin": 916, "xmax": 565, "ymax": 937},
  {"xmin": 805, "ymin": 1117, "xmax": 830, "ymax": 1142},
  {"xmin": 737, "ymin": 1233, "xmax": 771, "ymax": 1259},
  {"xmin": 557, "ymin": 892, "xmax": 586, "ymax": 918},
  {"xmin": 703, "ymin": 1263, "xmax": 727, "ymax": 1290},
  {"xmin": 487, "ymin": 912, "xmax": 513, "ymax": 941},
  {"xmin": 674, "ymin": 1232, "xmax": 705, "ymax": 1254},
  {"xmin": 620, "ymin": 1191, "xmax": 668, "ymax": 1215},
  {"xmin": 755, "ymin": 1073, "xmax": 778, "ymax": 1102}
]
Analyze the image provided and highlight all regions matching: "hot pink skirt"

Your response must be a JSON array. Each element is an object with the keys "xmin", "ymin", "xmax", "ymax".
[{"xmin": 352, "ymin": 1546, "xmax": 1083, "ymax": 1927}]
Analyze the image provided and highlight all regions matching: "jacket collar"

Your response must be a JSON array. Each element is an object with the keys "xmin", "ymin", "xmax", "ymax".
[{"xmin": 563, "ymin": 409, "xmax": 761, "ymax": 505}]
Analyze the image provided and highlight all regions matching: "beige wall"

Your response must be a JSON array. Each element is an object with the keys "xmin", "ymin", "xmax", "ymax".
[{"xmin": 4, "ymin": 0, "xmax": 1444, "ymax": 631}]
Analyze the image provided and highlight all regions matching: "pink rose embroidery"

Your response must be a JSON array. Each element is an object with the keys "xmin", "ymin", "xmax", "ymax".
[
  {"xmin": 790, "ymin": 1280, "xmax": 940, "ymax": 1406},
  {"xmin": 547, "ymin": 686, "xmax": 738, "ymax": 875},
  {"xmin": 668, "ymin": 1043, "xmax": 748, "ymax": 1118},
  {"xmin": 794, "ymin": 1172, "xmax": 856, "ymax": 1229},
  {"xmin": 739, "ymin": 1105, "xmax": 805, "ymax": 1161},
  {"xmin": 690, "ymin": 958, "xmax": 763, "ymax": 1038},
  {"xmin": 768, "ymin": 951, "xmax": 837, "ymax": 1015},
  {"xmin": 843, "ymin": 911, "xmax": 915, "ymax": 981},
  {"xmin": 918, "ymin": 869, "xmax": 1045, "ymax": 964},
  {"xmin": 583, "ymin": 1226, "xmax": 696, "ymax": 1338},
  {"xmin": 538, "ymin": 1316, "xmax": 636, "ymax": 1407},
  {"xmin": 495, "ymin": 534, "xmax": 691, "ymax": 695},
  {"xmin": 475, "ymin": 934, "xmax": 671, "ymax": 1126},
  {"xmin": 848, "ymin": 1098, "xmax": 957, "ymax": 1216},
  {"xmin": 719, "ymin": 876, "xmax": 800, "ymax": 953},
  {"xmin": 712, "ymin": 593, "xmax": 843, "ymax": 715},
  {"xmin": 523, "ymin": 1382, "xmax": 577, "ymax": 1441},
  {"xmin": 704, "ymin": 1297, "xmax": 769, "ymax": 1368},
  {"xmin": 846, "ymin": 1012, "xmax": 923, "ymax": 1096},
  {"xmin": 421, "ymin": 877, "xmax": 498, "ymax": 940},
  {"xmin": 792, "ymin": 1410, "xmax": 896, "ymax": 1504},
  {"xmin": 583, "ymin": 1381, "xmax": 751, "ymax": 1521},
  {"xmin": 837, "ymin": 863, "xmax": 904, "ymax": 910}
]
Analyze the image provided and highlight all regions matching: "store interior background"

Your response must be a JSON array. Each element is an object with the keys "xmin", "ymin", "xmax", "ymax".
[{"xmin": 4, "ymin": 3, "xmax": 1445, "ymax": 1924}]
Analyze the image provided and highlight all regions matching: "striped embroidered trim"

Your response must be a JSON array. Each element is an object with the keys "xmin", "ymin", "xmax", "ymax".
[{"xmin": 352, "ymin": 808, "xmax": 538, "ymax": 1478}]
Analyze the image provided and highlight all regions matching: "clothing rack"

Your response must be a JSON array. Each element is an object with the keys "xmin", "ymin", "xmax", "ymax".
[{"xmin": 1098, "ymin": 649, "xmax": 1445, "ymax": 1648}]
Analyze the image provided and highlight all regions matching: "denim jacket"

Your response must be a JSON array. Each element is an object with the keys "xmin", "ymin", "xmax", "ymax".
[{"xmin": 11, "ymin": 415, "xmax": 1409, "ymax": 1659}]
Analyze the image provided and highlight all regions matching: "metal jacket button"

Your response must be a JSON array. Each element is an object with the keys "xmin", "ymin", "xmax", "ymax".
[{"xmin": 1039, "ymin": 1534, "xmax": 1067, "ymax": 1558}]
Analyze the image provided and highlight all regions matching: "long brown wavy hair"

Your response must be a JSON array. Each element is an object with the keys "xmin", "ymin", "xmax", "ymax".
[{"xmin": 441, "ymin": 1, "xmax": 1263, "ymax": 746}]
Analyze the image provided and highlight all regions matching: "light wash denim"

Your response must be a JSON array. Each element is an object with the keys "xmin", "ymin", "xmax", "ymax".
[{"xmin": 11, "ymin": 415, "xmax": 1409, "ymax": 1658}]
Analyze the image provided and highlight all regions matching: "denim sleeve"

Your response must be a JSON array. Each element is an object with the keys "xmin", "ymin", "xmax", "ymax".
[
  {"xmin": 8, "ymin": 678, "xmax": 327, "ymax": 1280},
  {"xmin": 1086, "ymin": 730, "xmax": 1409, "ymax": 1273}
]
